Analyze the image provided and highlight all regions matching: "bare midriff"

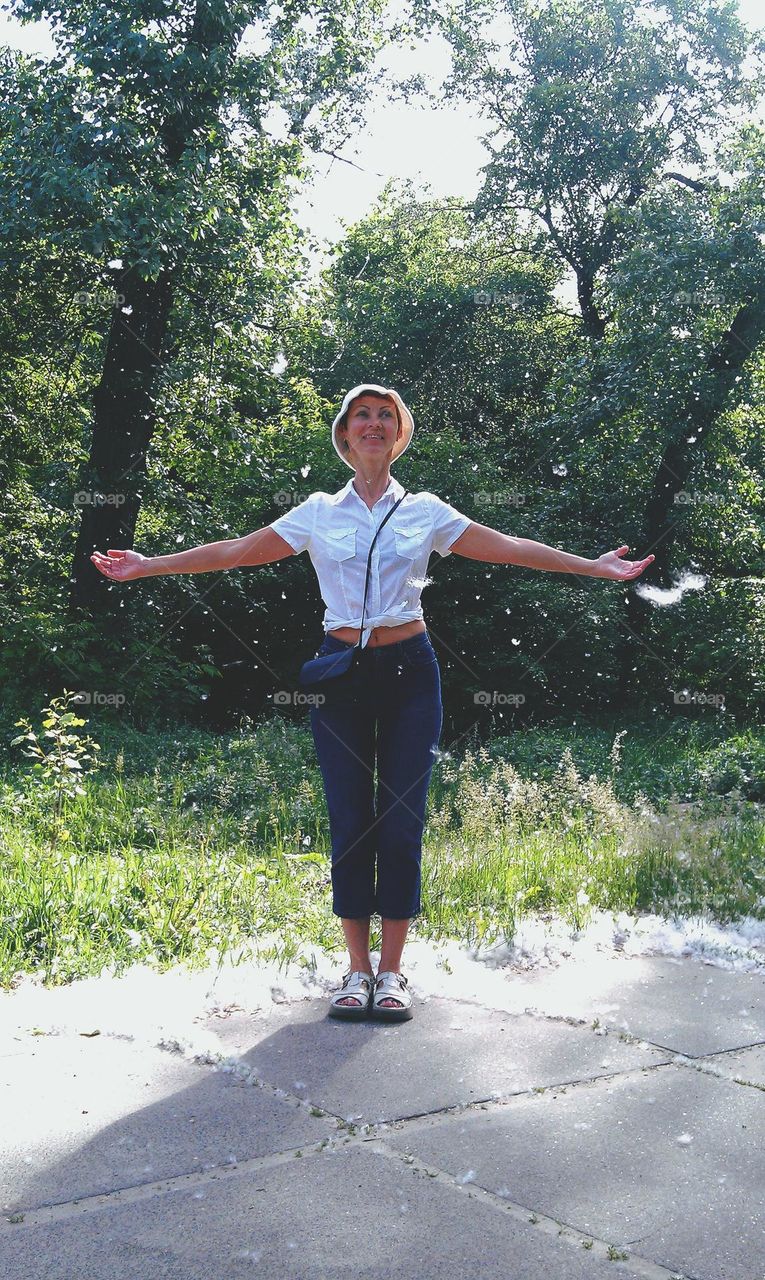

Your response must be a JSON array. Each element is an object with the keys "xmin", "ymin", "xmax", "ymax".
[{"xmin": 327, "ymin": 619, "xmax": 427, "ymax": 647}]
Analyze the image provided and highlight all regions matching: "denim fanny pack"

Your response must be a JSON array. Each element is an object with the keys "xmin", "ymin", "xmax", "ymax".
[{"xmin": 298, "ymin": 489, "xmax": 409, "ymax": 690}]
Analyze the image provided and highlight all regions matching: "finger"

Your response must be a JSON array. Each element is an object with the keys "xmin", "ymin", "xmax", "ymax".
[{"xmin": 106, "ymin": 549, "xmax": 125, "ymax": 558}]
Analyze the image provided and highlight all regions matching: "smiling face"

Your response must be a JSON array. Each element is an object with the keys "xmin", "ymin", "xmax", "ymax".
[{"xmin": 337, "ymin": 393, "xmax": 403, "ymax": 467}]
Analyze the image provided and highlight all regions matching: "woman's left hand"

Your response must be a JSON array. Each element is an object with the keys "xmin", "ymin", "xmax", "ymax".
[{"xmin": 593, "ymin": 546, "xmax": 655, "ymax": 580}]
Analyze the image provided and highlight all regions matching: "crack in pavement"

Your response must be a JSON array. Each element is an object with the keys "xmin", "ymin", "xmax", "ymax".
[
  {"xmin": 2, "ymin": 1122, "xmax": 695, "ymax": 1280},
  {"xmin": 3, "ymin": 1001, "xmax": 758, "ymax": 1280}
]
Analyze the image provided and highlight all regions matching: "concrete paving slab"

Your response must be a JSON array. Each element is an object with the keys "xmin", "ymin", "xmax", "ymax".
[
  {"xmin": 0, "ymin": 1032, "xmax": 336, "ymax": 1215},
  {"xmin": 0, "ymin": 1035, "xmax": 28, "ymax": 1059},
  {"xmin": 384, "ymin": 1060, "xmax": 765, "ymax": 1280},
  {"xmin": 0, "ymin": 1141, "xmax": 660, "ymax": 1280},
  {"xmin": 2, "ymin": 951, "xmax": 761, "ymax": 1280},
  {"xmin": 698, "ymin": 1043, "xmax": 765, "ymax": 1087},
  {"xmin": 197, "ymin": 995, "xmax": 671, "ymax": 1125},
  {"xmin": 507, "ymin": 953, "xmax": 765, "ymax": 1055}
]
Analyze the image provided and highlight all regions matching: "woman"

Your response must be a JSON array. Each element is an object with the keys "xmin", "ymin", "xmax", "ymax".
[{"xmin": 91, "ymin": 382, "xmax": 654, "ymax": 1023}]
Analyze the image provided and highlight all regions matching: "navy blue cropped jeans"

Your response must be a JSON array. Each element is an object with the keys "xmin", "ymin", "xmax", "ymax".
[{"xmin": 308, "ymin": 630, "xmax": 443, "ymax": 920}]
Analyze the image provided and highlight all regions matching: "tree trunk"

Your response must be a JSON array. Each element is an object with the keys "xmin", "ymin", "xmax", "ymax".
[
  {"xmin": 68, "ymin": 265, "xmax": 175, "ymax": 614},
  {"xmin": 576, "ymin": 265, "xmax": 607, "ymax": 340},
  {"xmin": 67, "ymin": 3, "xmax": 246, "ymax": 617},
  {"xmin": 614, "ymin": 281, "xmax": 765, "ymax": 704}
]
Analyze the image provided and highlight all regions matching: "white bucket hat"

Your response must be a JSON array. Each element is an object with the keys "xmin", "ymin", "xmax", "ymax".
[{"xmin": 331, "ymin": 383, "xmax": 414, "ymax": 470}]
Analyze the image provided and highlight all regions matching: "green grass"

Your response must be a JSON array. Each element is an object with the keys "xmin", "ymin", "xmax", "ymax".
[{"xmin": 0, "ymin": 713, "xmax": 763, "ymax": 989}]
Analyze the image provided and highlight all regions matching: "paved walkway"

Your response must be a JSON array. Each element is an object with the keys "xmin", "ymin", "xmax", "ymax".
[{"xmin": 1, "ymin": 952, "xmax": 763, "ymax": 1279}]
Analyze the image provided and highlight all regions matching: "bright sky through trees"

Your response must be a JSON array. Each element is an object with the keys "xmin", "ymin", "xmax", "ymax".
[{"xmin": 1, "ymin": 0, "xmax": 762, "ymax": 301}]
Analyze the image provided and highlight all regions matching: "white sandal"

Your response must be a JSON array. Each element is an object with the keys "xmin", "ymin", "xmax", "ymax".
[
  {"xmin": 328, "ymin": 970, "xmax": 375, "ymax": 1020},
  {"xmin": 372, "ymin": 971, "xmax": 413, "ymax": 1022}
]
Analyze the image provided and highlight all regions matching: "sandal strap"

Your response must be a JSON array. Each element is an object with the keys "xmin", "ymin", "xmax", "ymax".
[
  {"xmin": 331, "ymin": 971, "xmax": 374, "ymax": 1004},
  {"xmin": 375, "ymin": 971, "xmax": 408, "ymax": 989},
  {"xmin": 373, "ymin": 971, "xmax": 411, "ymax": 1007},
  {"xmin": 344, "ymin": 970, "xmax": 375, "ymax": 988}
]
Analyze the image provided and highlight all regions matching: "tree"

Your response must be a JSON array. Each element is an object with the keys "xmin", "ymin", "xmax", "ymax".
[
  {"xmin": 435, "ymin": 0, "xmax": 762, "ymax": 335},
  {"xmin": 423, "ymin": 0, "xmax": 765, "ymax": 701},
  {"xmin": 0, "ymin": 0, "xmax": 405, "ymax": 616}
]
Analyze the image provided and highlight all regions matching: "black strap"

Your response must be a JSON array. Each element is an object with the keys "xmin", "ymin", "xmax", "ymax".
[{"xmin": 354, "ymin": 489, "xmax": 409, "ymax": 649}]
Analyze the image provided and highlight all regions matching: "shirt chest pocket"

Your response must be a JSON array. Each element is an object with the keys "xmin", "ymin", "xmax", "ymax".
[
  {"xmin": 391, "ymin": 522, "xmax": 428, "ymax": 561},
  {"xmin": 325, "ymin": 526, "xmax": 356, "ymax": 561}
]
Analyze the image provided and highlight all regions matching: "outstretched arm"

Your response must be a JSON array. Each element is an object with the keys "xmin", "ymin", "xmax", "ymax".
[
  {"xmin": 90, "ymin": 527, "xmax": 296, "ymax": 581},
  {"xmin": 449, "ymin": 522, "xmax": 654, "ymax": 581}
]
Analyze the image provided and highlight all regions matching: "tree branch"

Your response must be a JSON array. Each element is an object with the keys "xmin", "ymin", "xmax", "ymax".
[
  {"xmin": 662, "ymin": 170, "xmax": 709, "ymax": 193},
  {"xmin": 314, "ymin": 147, "xmax": 384, "ymax": 176}
]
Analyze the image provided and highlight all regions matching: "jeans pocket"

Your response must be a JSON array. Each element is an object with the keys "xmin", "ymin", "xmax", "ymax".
[{"xmin": 402, "ymin": 639, "xmax": 438, "ymax": 671}]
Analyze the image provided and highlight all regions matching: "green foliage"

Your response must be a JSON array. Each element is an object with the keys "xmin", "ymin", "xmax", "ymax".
[
  {"xmin": 697, "ymin": 732, "xmax": 765, "ymax": 801},
  {"xmin": 436, "ymin": 0, "xmax": 762, "ymax": 243},
  {"xmin": 1, "ymin": 716, "xmax": 762, "ymax": 986},
  {"xmin": 286, "ymin": 172, "xmax": 765, "ymax": 721},
  {"xmin": 11, "ymin": 689, "xmax": 102, "ymax": 843},
  {"xmin": 0, "ymin": 0, "xmax": 400, "ymax": 277},
  {"xmin": 0, "ymin": 0, "xmax": 764, "ymax": 725}
]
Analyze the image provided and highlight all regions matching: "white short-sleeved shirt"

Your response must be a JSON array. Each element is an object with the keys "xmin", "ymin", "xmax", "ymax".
[{"xmin": 268, "ymin": 474, "xmax": 473, "ymax": 648}]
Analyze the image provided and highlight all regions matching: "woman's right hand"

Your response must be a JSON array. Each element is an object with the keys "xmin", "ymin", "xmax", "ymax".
[{"xmin": 90, "ymin": 549, "xmax": 150, "ymax": 581}]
